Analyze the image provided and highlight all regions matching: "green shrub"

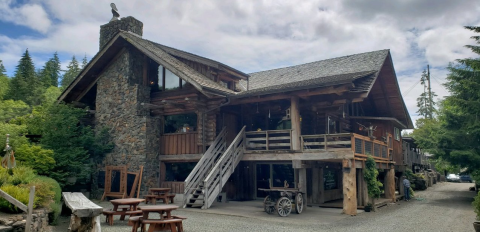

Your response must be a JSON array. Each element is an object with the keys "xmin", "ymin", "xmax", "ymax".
[
  {"xmin": 409, "ymin": 187, "xmax": 415, "ymax": 198},
  {"xmin": 364, "ymin": 156, "xmax": 383, "ymax": 199},
  {"xmin": 48, "ymin": 201, "xmax": 62, "ymax": 225},
  {"xmin": 15, "ymin": 144, "xmax": 55, "ymax": 175},
  {"xmin": 0, "ymin": 167, "xmax": 10, "ymax": 186},
  {"xmin": 473, "ymin": 190, "xmax": 480, "ymax": 220},
  {"xmin": 0, "ymin": 184, "xmax": 31, "ymax": 213},
  {"xmin": 32, "ymin": 176, "xmax": 61, "ymax": 203},
  {"xmin": 9, "ymin": 166, "xmax": 35, "ymax": 185}
]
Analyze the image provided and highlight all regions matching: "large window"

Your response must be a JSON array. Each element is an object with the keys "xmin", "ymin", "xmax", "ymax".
[
  {"xmin": 148, "ymin": 61, "xmax": 186, "ymax": 92},
  {"xmin": 165, "ymin": 162, "xmax": 196, "ymax": 182},
  {"xmin": 164, "ymin": 113, "xmax": 197, "ymax": 133}
]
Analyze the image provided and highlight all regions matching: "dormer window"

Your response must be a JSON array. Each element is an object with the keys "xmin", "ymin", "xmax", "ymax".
[
  {"xmin": 219, "ymin": 79, "xmax": 235, "ymax": 90},
  {"xmin": 148, "ymin": 61, "xmax": 186, "ymax": 92}
]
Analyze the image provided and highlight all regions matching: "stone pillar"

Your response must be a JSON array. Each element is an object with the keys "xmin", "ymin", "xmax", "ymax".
[
  {"xmin": 384, "ymin": 168, "xmax": 396, "ymax": 202},
  {"xmin": 290, "ymin": 96, "xmax": 301, "ymax": 150},
  {"xmin": 343, "ymin": 159, "xmax": 357, "ymax": 215},
  {"xmin": 100, "ymin": 16, "xmax": 143, "ymax": 50}
]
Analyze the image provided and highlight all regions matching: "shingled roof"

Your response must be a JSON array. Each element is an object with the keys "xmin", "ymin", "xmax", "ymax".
[{"xmin": 238, "ymin": 50, "xmax": 389, "ymax": 96}]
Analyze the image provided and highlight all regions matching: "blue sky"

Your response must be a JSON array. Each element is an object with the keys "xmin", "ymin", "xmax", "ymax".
[{"xmin": 1, "ymin": 0, "xmax": 480, "ymax": 125}]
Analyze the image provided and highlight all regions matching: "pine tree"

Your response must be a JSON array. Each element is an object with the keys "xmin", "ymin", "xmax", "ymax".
[
  {"xmin": 81, "ymin": 54, "xmax": 88, "ymax": 69},
  {"xmin": 6, "ymin": 49, "xmax": 40, "ymax": 105},
  {"xmin": 416, "ymin": 69, "xmax": 437, "ymax": 119},
  {"xmin": 39, "ymin": 52, "xmax": 61, "ymax": 87},
  {"xmin": 0, "ymin": 60, "xmax": 9, "ymax": 100},
  {"xmin": 61, "ymin": 56, "xmax": 80, "ymax": 88}
]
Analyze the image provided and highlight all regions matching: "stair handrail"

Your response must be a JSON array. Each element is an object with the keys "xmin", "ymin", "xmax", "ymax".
[
  {"xmin": 183, "ymin": 127, "xmax": 227, "ymax": 207},
  {"xmin": 203, "ymin": 126, "xmax": 246, "ymax": 209}
]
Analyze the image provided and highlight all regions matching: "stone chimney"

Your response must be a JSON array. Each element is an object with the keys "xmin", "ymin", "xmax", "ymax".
[{"xmin": 99, "ymin": 16, "xmax": 143, "ymax": 50}]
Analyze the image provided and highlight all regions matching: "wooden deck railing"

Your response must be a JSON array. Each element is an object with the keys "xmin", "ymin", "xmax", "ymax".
[
  {"xmin": 301, "ymin": 133, "xmax": 390, "ymax": 161},
  {"xmin": 301, "ymin": 133, "xmax": 352, "ymax": 151},
  {"xmin": 245, "ymin": 130, "xmax": 292, "ymax": 151},
  {"xmin": 160, "ymin": 132, "xmax": 199, "ymax": 155}
]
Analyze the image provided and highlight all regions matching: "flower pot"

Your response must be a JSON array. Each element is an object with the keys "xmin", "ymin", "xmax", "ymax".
[
  {"xmin": 474, "ymin": 222, "xmax": 480, "ymax": 232},
  {"xmin": 364, "ymin": 206, "xmax": 372, "ymax": 212}
]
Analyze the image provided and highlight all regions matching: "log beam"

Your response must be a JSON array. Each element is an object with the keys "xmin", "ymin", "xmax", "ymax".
[{"xmin": 342, "ymin": 159, "xmax": 357, "ymax": 215}]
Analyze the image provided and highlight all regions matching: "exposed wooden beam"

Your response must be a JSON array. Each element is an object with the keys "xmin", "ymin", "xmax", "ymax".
[{"xmin": 231, "ymin": 83, "xmax": 354, "ymax": 105}]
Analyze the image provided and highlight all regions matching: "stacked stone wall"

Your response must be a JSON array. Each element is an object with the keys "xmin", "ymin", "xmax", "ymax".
[
  {"xmin": 95, "ymin": 47, "xmax": 159, "ymax": 196},
  {"xmin": 99, "ymin": 16, "xmax": 143, "ymax": 50}
]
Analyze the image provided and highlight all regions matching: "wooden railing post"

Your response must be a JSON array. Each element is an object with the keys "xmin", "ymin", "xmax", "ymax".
[
  {"xmin": 266, "ymin": 131, "xmax": 269, "ymax": 151},
  {"xmin": 324, "ymin": 134, "xmax": 327, "ymax": 150},
  {"xmin": 25, "ymin": 186, "xmax": 35, "ymax": 232}
]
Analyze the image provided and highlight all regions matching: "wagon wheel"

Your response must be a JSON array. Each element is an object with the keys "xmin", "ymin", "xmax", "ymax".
[
  {"xmin": 263, "ymin": 195, "xmax": 275, "ymax": 214},
  {"xmin": 295, "ymin": 193, "xmax": 304, "ymax": 214},
  {"xmin": 276, "ymin": 197, "xmax": 292, "ymax": 217}
]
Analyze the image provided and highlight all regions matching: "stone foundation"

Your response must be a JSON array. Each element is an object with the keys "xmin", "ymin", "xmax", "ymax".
[{"xmin": 0, "ymin": 209, "xmax": 50, "ymax": 232}]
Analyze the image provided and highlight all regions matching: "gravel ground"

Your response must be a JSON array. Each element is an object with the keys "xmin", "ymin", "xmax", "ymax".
[{"xmin": 52, "ymin": 182, "xmax": 476, "ymax": 232}]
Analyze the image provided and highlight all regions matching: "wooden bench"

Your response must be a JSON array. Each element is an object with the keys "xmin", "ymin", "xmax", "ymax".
[
  {"xmin": 103, "ymin": 209, "xmax": 143, "ymax": 226},
  {"xmin": 62, "ymin": 192, "xmax": 103, "ymax": 232},
  {"xmin": 142, "ymin": 218, "xmax": 183, "ymax": 232},
  {"xmin": 128, "ymin": 216, "xmax": 145, "ymax": 232},
  {"xmin": 145, "ymin": 193, "xmax": 176, "ymax": 204}
]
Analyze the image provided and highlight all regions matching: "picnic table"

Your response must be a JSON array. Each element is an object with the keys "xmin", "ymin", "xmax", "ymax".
[
  {"xmin": 102, "ymin": 198, "xmax": 145, "ymax": 225},
  {"xmin": 145, "ymin": 187, "xmax": 175, "ymax": 204},
  {"xmin": 138, "ymin": 205, "xmax": 183, "ymax": 232},
  {"xmin": 258, "ymin": 188, "xmax": 304, "ymax": 217}
]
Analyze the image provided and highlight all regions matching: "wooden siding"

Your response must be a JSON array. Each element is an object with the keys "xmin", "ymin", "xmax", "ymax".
[
  {"xmin": 160, "ymin": 181, "xmax": 184, "ymax": 193},
  {"xmin": 160, "ymin": 132, "xmax": 200, "ymax": 155}
]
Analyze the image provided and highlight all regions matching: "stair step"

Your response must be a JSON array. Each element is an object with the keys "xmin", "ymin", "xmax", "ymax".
[{"xmin": 186, "ymin": 202, "xmax": 204, "ymax": 208}]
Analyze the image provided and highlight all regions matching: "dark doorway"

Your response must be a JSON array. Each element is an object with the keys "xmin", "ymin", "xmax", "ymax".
[{"xmin": 256, "ymin": 164, "xmax": 270, "ymax": 198}]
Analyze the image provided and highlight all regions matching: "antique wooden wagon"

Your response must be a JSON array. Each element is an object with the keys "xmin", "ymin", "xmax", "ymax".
[{"xmin": 259, "ymin": 188, "xmax": 304, "ymax": 217}]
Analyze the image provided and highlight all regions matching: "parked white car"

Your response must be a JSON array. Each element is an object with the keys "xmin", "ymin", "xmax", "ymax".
[{"xmin": 446, "ymin": 174, "xmax": 461, "ymax": 182}]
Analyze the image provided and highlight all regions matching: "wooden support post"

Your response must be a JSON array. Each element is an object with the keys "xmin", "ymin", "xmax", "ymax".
[
  {"xmin": 384, "ymin": 168, "xmax": 396, "ymax": 202},
  {"xmin": 356, "ymin": 169, "xmax": 368, "ymax": 207},
  {"xmin": 312, "ymin": 167, "xmax": 320, "ymax": 204},
  {"xmin": 25, "ymin": 186, "xmax": 35, "ymax": 232},
  {"xmin": 342, "ymin": 159, "xmax": 357, "ymax": 216},
  {"xmin": 319, "ymin": 167, "xmax": 325, "ymax": 204},
  {"xmin": 298, "ymin": 168, "xmax": 307, "ymax": 210},
  {"xmin": 291, "ymin": 96, "xmax": 301, "ymax": 151}
]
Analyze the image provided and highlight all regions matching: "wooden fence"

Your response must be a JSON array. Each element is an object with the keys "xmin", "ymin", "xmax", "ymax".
[{"xmin": 0, "ymin": 186, "xmax": 35, "ymax": 232}]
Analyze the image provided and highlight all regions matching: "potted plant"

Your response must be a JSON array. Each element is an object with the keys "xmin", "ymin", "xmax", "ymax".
[
  {"xmin": 364, "ymin": 203, "xmax": 373, "ymax": 212},
  {"xmin": 473, "ymin": 190, "xmax": 480, "ymax": 231}
]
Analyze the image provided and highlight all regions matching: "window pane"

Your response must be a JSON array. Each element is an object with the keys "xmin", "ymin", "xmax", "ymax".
[
  {"xmin": 165, "ymin": 162, "xmax": 197, "ymax": 181},
  {"xmin": 157, "ymin": 65, "xmax": 164, "ymax": 91},
  {"xmin": 165, "ymin": 69, "xmax": 180, "ymax": 91},
  {"xmin": 164, "ymin": 113, "xmax": 197, "ymax": 133}
]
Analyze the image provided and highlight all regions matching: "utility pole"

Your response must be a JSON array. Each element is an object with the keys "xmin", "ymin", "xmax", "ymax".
[{"xmin": 427, "ymin": 65, "xmax": 433, "ymax": 119}]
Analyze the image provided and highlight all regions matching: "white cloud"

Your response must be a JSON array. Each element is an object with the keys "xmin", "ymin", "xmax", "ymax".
[
  {"xmin": 1, "ymin": 0, "xmax": 480, "ymax": 123},
  {"xmin": 0, "ymin": 1, "xmax": 52, "ymax": 33}
]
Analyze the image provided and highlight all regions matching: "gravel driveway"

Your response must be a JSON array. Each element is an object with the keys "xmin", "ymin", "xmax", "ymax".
[{"xmin": 52, "ymin": 182, "xmax": 476, "ymax": 232}]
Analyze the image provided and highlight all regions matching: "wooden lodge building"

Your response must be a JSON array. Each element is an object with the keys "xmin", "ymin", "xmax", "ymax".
[{"xmin": 59, "ymin": 16, "xmax": 413, "ymax": 215}]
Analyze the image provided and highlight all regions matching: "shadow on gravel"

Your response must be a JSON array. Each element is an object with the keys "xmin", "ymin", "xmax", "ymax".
[{"xmin": 425, "ymin": 190, "xmax": 475, "ymax": 209}]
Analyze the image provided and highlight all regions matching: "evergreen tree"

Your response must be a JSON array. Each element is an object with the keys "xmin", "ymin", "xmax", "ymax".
[
  {"xmin": 61, "ymin": 56, "xmax": 80, "ymax": 88},
  {"xmin": 39, "ymin": 52, "xmax": 61, "ymax": 87},
  {"xmin": 416, "ymin": 69, "xmax": 437, "ymax": 119},
  {"xmin": 413, "ymin": 26, "xmax": 480, "ymax": 181},
  {"xmin": 6, "ymin": 49, "xmax": 41, "ymax": 105},
  {"xmin": 0, "ymin": 60, "xmax": 8, "ymax": 100},
  {"xmin": 81, "ymin": 54, "xmax": 88, "ymax": 69}
]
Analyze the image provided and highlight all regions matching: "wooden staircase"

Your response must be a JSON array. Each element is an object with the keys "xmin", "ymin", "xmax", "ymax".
[{"xmin": 183, "ymin": 126, "xmax": 246, "ymax": 209}]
